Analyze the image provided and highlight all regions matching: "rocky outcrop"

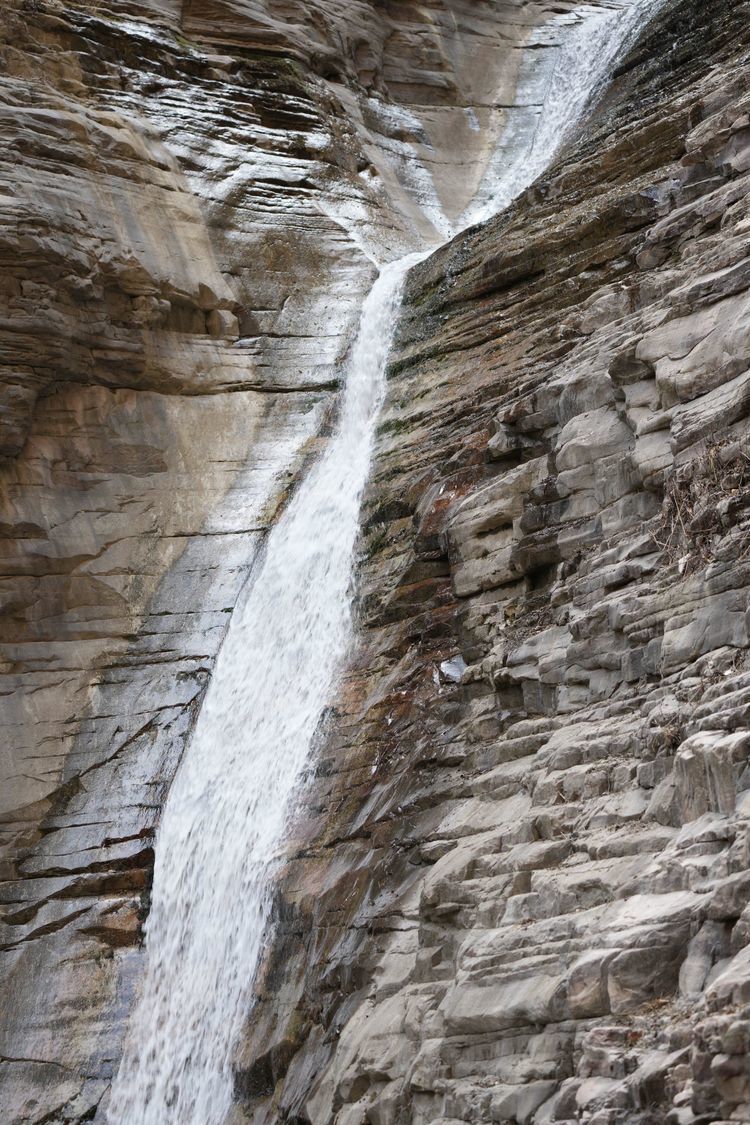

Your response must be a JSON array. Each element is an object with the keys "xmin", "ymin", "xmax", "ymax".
[
  {"xmin": 0, "ymin": 2, "xmax": 643, "ymax": 1122},
  {"xmin": 242, "ymin": 1, "xmax": 750, "ymax": 1122}
]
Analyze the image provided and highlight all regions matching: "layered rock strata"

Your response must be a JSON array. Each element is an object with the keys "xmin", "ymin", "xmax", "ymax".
[
  {"xmin": 0, "ymin": 2, "xmax": 637, "ymax": 1122},
  {"xmin": 243, "ymin": 1, "xmax": 750, "ymax": 1122}
]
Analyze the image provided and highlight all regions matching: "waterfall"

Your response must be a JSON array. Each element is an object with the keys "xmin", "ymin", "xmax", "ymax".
[
  {"xmin": 464, "ymin": 0, "xmax": 666, "ymax": 226},
  {"xmin": 105, "ymin": 253, "xmax": 421, "ymax": 1125},
  {"xmin": 107, "ymin": 2, "xmax": 664, "ymax": 1121}
]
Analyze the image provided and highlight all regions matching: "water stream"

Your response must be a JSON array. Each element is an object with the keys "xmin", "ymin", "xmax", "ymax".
[
  {"xmin": 107, "ymin": 3, "xmax": 664, "ymax": 1121},
  {"xmin": 465, "ymin": 0, "xmax": 666, "ymax": 226}
]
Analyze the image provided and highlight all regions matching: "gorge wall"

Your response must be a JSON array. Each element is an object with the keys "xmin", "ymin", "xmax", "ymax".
[
  {"xmin": 240, "ymin": 1, "xmax": 750, "ymax": 1123},
  {"xmin": 1, "ymin": 0, "xmax": 749, "ymax": 1123},
  {"xmin": 0, "ymin": 0, "xmax": 565, "ymax": 1118}
]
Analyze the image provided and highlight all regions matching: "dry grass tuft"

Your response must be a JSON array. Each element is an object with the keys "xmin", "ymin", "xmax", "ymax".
[{"xmin": 656, "ymin": 439, "xmax": 750, "ymax": 573}]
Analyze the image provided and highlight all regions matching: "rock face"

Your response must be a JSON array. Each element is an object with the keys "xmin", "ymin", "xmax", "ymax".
[
  {"xmin": 0, "ymin": 1, "xmax": 649, "ymax": 1122},
  {"xmin": 240, "ymin": 0, "xmax": 750, "ymax": 1122},
  {"xmin": 4, "ymin": 0, "xmax": 750, "ymax": 1122}
]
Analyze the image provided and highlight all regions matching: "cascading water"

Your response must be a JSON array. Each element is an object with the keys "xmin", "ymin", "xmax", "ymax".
[
  {"xmin": 105, "ymin": 252, "xmax": 423, "ymax": 1125},
  {"xmin": 464, "ymin": 0, "xmax": 667, "ymax": 226},
  {"xmin": 108, "ymin": 2, "xmax": 665, "ymax": 1121}
]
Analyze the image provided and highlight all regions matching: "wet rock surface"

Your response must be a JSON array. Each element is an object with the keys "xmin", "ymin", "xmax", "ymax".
[{"xmin": 244, "ymin": 1, "xmax": 750, "ymax": 1122}]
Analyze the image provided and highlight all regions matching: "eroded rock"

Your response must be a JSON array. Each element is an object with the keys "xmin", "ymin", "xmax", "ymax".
[{"xmin": 242, "ymin": 1, "xmax": 750, "ymax": 1121}]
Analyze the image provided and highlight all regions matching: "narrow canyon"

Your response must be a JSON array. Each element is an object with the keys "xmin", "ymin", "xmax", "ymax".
[{"xmin": 1, "ymin": 1, "xmax": 749, "ymax": 1123}]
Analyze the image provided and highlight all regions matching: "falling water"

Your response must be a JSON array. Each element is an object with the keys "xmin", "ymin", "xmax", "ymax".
[
  {"xmin": 108, "ymin": 2, "xmax": 665, "ymax": 1121},
  {"xmin": 105, "ymin": 252, "xmax": 423, "ymax": 1125},
  {"xmin": 465, "ymin": 0, "xmax": 667, "ymax": 226}
]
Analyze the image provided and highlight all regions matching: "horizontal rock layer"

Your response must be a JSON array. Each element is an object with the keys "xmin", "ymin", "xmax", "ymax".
[{"xmin": 245, "ymin": 1, "xmax": 750, "ymax": 1122}]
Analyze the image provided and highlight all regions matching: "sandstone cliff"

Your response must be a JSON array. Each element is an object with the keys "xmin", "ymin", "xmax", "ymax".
[
  {"xmin": 0, "ymin": 1, "xmax": 634, "ymax": 1121},
  {"xmin": 241, "ymin": 0, "xmax": 750, "ymax": 1122},
  {"xmin": 2, "ymin": 0, "xmax": 750, "ymax": 1123}
]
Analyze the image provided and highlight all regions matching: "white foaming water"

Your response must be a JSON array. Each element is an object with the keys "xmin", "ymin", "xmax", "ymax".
[
  {"xmin": 464, "ymin": 0, "xmax": 665, "ymax": 226},
  {"xmin": 107, "ymin": 251, "xmax": 424, "ymax": 1125},
  {"xmin": 108, "ymin": 2, "xmax": 663, "ymax": 1121}
]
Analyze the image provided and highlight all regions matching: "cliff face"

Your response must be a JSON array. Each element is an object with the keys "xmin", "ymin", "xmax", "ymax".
[
  {"xmin": 0, "ymin": 2, "xmax": 639, "ymax": 1123},
  {"xmin": 243, "ymin": 0, "xmax": 750, "ymax": 1122},
  {"xmin": 3, "ymin": 0, "xmax": 750, "ymax": 1123}
]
